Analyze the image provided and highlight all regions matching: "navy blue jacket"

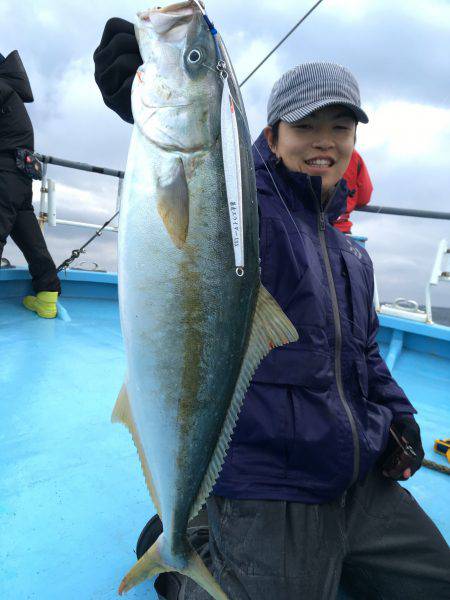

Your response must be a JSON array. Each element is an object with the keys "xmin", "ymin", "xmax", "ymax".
[{"xmin": 214, "ymin": 133, "xmax": 416, "ymax": 503}]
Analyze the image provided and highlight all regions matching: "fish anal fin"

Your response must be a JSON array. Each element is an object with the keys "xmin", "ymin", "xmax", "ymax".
[
  {"xmin": 189, "ymin": 284, "xmax": 299, "ymax": 520},
  {"xmin": 156, "ymin": 158, "xmax": 189, "ymax": 249},
  {"xmin": 112, "ymin": 384, "xmax": 162, "ymax": 517}
]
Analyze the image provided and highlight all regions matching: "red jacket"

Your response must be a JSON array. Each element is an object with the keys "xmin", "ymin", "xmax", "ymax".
[{"xmin": 334, "ymin": 150, "xmax": 373, "ymax": 233}]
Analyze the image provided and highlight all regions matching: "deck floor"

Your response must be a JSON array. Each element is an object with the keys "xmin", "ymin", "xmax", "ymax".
[
  {"xmin": 0, "ymin": 297, "xmax": 155, "ymax": 600},
  {"xmin": 0, "ymin": 295, "xmax": 449, "ymax": 600}
]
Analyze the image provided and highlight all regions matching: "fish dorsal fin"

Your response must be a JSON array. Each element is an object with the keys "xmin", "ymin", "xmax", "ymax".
[
  {"xmin": 112, "ymin": 384, "xmax": 162, "ymax": 517},
  {"xmin": 189, "ymin": 284, "xmax": 299, "ymax": 521},
  {"xmin": 156, "ymin": 157, "xmax": 189, "ymax": 249}
]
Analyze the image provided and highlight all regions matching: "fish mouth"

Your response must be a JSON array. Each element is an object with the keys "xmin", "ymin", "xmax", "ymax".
[
  {"xmin": 139, "ymin": 1, "xmax": 203, "ymax": 20},
  {"xmin": 138, "ymin": 2, "xmax": 203, "ymax": 34},
  {"xmin": 157, "ymin": 1, "xmax": 204, "ymax": 14}
]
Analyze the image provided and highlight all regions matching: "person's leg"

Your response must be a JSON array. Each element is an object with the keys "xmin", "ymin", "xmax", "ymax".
[
  {"xmin": 0, "ymin": 171, "xmax": 19, "ymax": 260},
  {"xmin": 181, "ymin": 495, "xmax": 345, "ymax": 600},
  {"xmin": 342, "ymin": 469, "xmax": 450, "ymax": 600},
  {"xmin": 9, "ymin": 174, "xmax": 60, "ymax": 294}
]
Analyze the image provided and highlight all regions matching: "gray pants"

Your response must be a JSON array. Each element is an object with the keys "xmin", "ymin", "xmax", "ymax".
[{"xmin": 161, "ymin": 470, "xmax": 450, "ymax": 600}]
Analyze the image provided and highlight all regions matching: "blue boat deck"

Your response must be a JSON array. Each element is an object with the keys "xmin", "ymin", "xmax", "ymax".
[{"xmin": 1, "ymin": 268, "xmax": 449, "ymax": 600}]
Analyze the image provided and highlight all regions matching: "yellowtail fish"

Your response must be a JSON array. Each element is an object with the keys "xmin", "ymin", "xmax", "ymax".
[{"xmin": 114, "ymin": 2, "xmax": 298, "ymax": 597}]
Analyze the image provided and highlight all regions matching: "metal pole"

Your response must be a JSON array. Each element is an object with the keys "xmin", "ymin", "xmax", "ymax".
[
  {"xmin": 47, "ymin": 180, "xmax": 56, "ymax": 227},
  {"xmin": 38, "ymin": 161, "xmax": 48, "ymax": 230},
  {"xmin": 356, "ymin": 205, "xmax": 450, "ymax": 221},
  {"xmin": 425, "ymin": 282, "xmax": 433, "ymax": 324},
  {"xmin": 35, "ymin": 153, "xmax": 124, "ymax": 179},
  {"xmin": 54, "ymin": 219, "xmax": 118, "ymax": 232},
  {"xmin": 116, "ymin": 178, "xmax": 123, "ymax": 216},
  {"xmin": 373, "ymin": 274, "xmax": 381, "ymax": 312},
  {"xmin": 425, "ymin": 239, "xmax": 448, "ymax": 323}
]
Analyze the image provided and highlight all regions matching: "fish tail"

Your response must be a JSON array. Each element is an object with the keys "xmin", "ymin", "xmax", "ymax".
[
  {"xmin": 182, "ymin": 547, "xmax": 229, "ymax": 600},
  {"xmin": 118, "ymin": 535, "xmax": 168, "ymax": 595},
  {"xmin": 118, "ymin": 534, "xmax": 228, "ymax": 600}
]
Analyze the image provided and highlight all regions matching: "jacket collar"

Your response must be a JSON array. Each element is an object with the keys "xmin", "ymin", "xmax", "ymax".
[{"xmin": 252, "ymin": 131, "xmax": 348, "ymax": 223}]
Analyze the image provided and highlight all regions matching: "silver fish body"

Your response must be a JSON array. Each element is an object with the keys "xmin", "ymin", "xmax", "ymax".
[{"xmin": 114, "ymin": 2, "xmax": 298, "ymax": 598}]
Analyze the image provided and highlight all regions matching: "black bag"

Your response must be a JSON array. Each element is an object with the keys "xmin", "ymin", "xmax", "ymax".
[{"xmin": 15, "ymin": 148, "xmax": 43, "ymax": 180}]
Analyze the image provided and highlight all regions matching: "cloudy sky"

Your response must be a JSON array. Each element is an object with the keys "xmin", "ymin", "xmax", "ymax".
[{"xmin": 1, "ymin": 0, "xmax": 449, "ymax": 307}]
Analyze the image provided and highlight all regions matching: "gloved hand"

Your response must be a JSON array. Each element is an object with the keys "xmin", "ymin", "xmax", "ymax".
[
  {"xmin": 381, "ymin": 414, "xmax": 424, "ymax": 481},
  {"xmin": 93, "ymin": 17, "xmax": 142, "ymax": 123}
]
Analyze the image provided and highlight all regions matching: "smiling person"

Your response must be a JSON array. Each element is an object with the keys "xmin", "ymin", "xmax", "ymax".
[
  {"xmin": 94, "ymin": 18, "xmax": 450, "ymax": 600},
  {"xmin": 263, "ymin": 104, "xmax": 359, "ymax": 198}
]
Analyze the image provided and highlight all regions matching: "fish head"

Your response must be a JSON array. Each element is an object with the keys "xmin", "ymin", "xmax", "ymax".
[{"xmin": 133, "ymin": 1, "xmax": 221, "ymax": 152}]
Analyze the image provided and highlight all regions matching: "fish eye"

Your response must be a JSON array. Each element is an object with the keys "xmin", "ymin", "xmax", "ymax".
[{"xmin": 187, "ymin": 49, "xmax": 202, "ymax": 64}]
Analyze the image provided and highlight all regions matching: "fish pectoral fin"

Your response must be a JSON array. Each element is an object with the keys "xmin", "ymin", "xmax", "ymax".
[
  {"xmin": 156, "ymin": 157, "xmax": 189, "ymax": 249},
  {"xmin": 118, "ymin": 535, "xmax": 228, "ymax": 599},
  {"xmin": 112, "ymin": 384, "xmax": 162, "ymax": 517},
  {"xmin": 190, "ymin": 284, "xmax": 299, "ymax": 521}
]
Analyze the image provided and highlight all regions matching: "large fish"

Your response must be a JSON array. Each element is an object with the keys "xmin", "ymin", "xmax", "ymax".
[{"xmin": 113, "ymin": 2, "xmax": 298, "ymax": 598}]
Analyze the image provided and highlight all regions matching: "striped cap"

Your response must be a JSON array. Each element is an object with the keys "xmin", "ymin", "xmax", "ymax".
[{"xmin": 267, "ymin": 62, "xmax": 368, "ymax": 126}]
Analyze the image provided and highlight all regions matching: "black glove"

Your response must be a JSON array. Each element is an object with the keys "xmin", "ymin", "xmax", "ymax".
[
  {"xmin": 381, "ymin": 415, "xmax": 424, "ymax": 481},
  {"xmin": 93, "ymin": 17, "xmax": 143, "ymax": 124}
]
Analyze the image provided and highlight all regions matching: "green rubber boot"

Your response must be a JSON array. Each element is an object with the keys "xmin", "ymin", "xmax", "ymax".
[{"xmin": 23, "ymin": 291, "xmax": 58, "ymax": 319}]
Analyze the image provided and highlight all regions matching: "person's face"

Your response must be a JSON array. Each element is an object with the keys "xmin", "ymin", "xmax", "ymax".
[{"xmin": 264, "ymin": 105, "xmax": 357, "ymax": 197}]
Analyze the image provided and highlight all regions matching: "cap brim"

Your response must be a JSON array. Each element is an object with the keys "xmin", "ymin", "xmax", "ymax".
[{"xmin": 281, "ymin": 98, "xmax": 369, "ymax": 124}]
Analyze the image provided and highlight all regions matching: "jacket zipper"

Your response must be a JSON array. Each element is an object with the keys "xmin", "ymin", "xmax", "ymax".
[{"xmin": 308, "ymin": 178, "xmax": 360, "ymax": 486}]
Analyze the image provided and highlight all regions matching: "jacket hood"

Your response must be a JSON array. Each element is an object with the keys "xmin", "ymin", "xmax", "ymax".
[
  {"xmin": 0, "ymin": 50, "xmax": 33, "ymax": 102},
  {"xmin": 252, "ymin": 131, "xmax": 348, "ymax": 223}
]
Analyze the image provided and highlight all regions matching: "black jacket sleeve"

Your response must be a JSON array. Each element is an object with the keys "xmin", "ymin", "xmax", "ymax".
[{"xmin": 93, "ymin": 18, "xmax": 142, "ymax": 124}]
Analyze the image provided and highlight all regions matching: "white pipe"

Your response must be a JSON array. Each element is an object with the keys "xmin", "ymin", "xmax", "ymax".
[
  {"xmin": 425, "ymin": 238, "xmax": 448, "ymax": 323},
  {"xmin": 47, "ymin": 179, "xmax": 56, "ymax": 227},
  {"xmin": 425, "ymin": 282, "xmax": 433, "ymax": 323},
  {"xmin": 429, "ymin": 239, "xmax": 447, "ymax": 285},
  {"xmin": 373, "ymin": 273, "xmax": 381, "ymax": 312},
  {"xmin": 38, "ymin": 163, "xmax": 48, "ymax": 228},
  {"xmin": 55, "ymin": 219, "xmax": 118, "ymax": 232},
  {"xmin": 116, "ymin": 178, "xmax": 123, "ymax": 214}
]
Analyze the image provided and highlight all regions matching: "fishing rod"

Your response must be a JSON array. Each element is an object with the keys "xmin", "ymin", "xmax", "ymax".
[
  {"xmin": 239, "ymin": 0, "xmax": 326, "ymax": 87},
  {"xmin": 56, "ymin": 210, "xmax": 120, "ymax": 273}
]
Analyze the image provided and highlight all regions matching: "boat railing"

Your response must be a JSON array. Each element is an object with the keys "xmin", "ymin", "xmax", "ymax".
[
  {"xmin": 10, "ymin": 153, "xmax": 450, "ymax": 322},
  {"xmin": 36, "ymin": 153, "xmax": 124, "ymax": 233},
  {"xmin": 425, "ymin": 239, "xmax": 450, "ymax": 321}
]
